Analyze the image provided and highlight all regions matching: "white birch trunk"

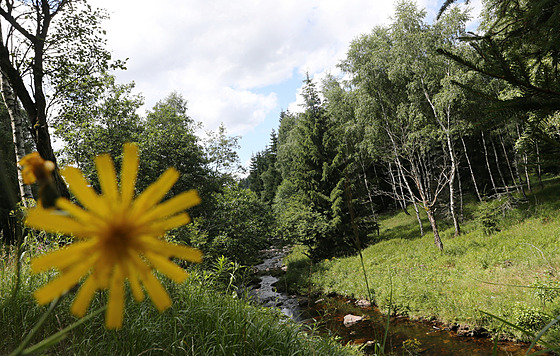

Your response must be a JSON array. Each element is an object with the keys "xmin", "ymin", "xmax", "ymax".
[{"xmin": 1, "ymin": 71, "xmax": 33, "ymax": 203}]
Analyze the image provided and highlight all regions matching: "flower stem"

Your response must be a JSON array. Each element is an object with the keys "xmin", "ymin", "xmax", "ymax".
[
  {"xmin": 21, "ymin": 306, "xmax": 107, "ymax": 355},
  {"xmin": 9, "ymin": 297, "xmax": 62, "ymax": 356}
]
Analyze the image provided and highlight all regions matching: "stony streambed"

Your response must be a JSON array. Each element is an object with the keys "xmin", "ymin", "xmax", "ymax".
[
  {"xmin": 248, "ymin": 247, "xmax": 303, "ymax": 320},
  {"xmin": 249, "ymin": 248, "xmax": 546, "ymax": 355}
]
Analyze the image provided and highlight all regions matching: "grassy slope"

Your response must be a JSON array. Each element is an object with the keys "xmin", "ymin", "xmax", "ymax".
[{"xmin": 283, "ymin": 177, "xmax": 560, "ymax": 340}]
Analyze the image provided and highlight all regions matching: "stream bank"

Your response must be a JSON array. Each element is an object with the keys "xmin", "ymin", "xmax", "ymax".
[
  {"xmin": 249, "ymin": 247, "xmax": 549, "ymax": 355},
  {"xmin": 307, "ymin": 296, "xmax": 545, "ymax": 355}
]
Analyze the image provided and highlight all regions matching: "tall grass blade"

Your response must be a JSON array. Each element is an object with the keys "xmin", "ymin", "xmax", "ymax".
[
  {"xmin": 20, "ymin": 306, "xmax": 107, "ymax": 355},
  {"xmin": 525, "ymin": 314, "xmax": 560, "ymax": 356},
  {"xmin": 479, "ymin": 311, "xmax": 556, "ymax": 351},
  {"xmin": 9, "ymin": 297, "xmax": 61, "ymax": 356},
  {"xmin": 381, "ymin": 273, "xmax": 392, "ymax": 354}
]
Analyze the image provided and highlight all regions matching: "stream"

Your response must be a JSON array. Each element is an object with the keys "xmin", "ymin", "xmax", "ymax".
[
  {"xmin": 249, "ymin": 248, "xmax": 546, "ymax": 355},
  {"xmin": 249, "ymin": 247, "xmax": 303, "ymax": 321}
]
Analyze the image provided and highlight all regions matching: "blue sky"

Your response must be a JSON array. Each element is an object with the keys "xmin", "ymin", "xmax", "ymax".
[{"xmin": 88, "ymin": 0, "xmax": 482, "ymax": 171}]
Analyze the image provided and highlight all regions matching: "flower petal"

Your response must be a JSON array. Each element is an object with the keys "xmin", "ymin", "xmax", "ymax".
[
  {"xmin": 138, "ymin": 190, "xmax": 200, "ymax": 224},
  {"xmin": 60, "ymin": 167, "xmax": 106, "ymax": 213},
  {"xmin": 144, "ymin": 252, "xmax": 189, "ymax": 283},
  {"xmin": 132, "ymin": 168, "xmax": 179, "ymax": 215},
  {"xmin": 106, "ymin": 266, "xmax": 125, "ymax": 329},
  {"xmin": 56, "ymin": 198, "xmax": 104, "ymax": 228},
  {"xmin": 26, "ymin": 209, "xmax": 89, "ymax": 237},
  {"xmin": 31, "ymin": 240, "xmax": 97, "ymax": 273},
  {"xmin": 141, "ymin": 271, "xmax": 172, "ymax": 312},
  {"xmin": 171, "ymin": 244, "xmax": 203, "ymax": 263},
  {"xmin": 120, "ymin": 143, "xmax": 139, "ymax": 206},
  {"xmin": 95, "ymin": 154, "xmax": 118, "ymax": 204},
  {"xmin": 126, "ymin": 262, "xmax": 145, "ymax": 302},
  {"xmin": 71, "ymin": 275, "xmax": 99, "ymax": 317},
  {"xmin": 34, "ymin": 261, "xmax": 93, "ymax": 305},
  {"xmin": 138, "ymin": 236, "xmax": 203, "ymax": 263},
  {"xmin": 22, "ymin": 166, "xmax": 37, "ymax": 185},
  {"xmin": 151, "ymin": 213, "xmax": 191, "ymax": 233}
]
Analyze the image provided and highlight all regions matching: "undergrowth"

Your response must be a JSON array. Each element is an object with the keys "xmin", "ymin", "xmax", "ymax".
[{"xmin": 0, "ymin": 245, "xmax": 357, "ymax": 355}]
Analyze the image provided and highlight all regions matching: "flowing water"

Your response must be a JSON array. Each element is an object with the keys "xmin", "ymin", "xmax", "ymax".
[
  {"xmin": 249, "ymin": 247, "xmax": 303, "ymax": 321},
  {"xmin": 250, "ymin": 248, "xmax": 545, "ymax": 355}
]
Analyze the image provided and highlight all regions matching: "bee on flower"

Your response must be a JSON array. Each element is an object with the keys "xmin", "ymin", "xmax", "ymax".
[{"xmin": 20, "ymin": 143, "xmax": 202, "ymax": 329}]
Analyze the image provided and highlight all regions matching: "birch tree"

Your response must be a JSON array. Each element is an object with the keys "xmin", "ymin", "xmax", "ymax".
[
  {"xmin": 340, "ymin": 0, "xmax": 472, "ymax": 249},
  {"xmin": 1, "ymin": 70, "xmax": 32, "ymax": 201},
  {"xmin": 0, "ymin": 0, "xmax": 124, "ymax": 198}
]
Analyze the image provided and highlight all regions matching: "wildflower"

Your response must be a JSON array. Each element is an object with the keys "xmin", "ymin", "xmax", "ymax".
[
  {"xmin": 25, "ymin": 143, "xmax": 202, "ymax": 329},
  {"xmin": 18, "ymin": 152, "xmax": 55, "ymax": 185},
  {"xmin": 18, "ymin": 152, "xmax": 59, "ymax": 208}
]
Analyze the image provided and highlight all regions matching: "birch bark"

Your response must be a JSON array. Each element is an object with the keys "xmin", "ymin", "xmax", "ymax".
[{"xmin": 1, "ymin": 71, "xmax": 32, "ymax": 202}]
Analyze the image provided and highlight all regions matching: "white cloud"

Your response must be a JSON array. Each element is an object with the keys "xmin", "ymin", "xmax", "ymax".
[
  {"xmin": 190, "ymin": 87, "xmax": 277, "ymax": 134},
  {"xmin": 88, "ymin": 0, "xmax": 398, "ymax": 135},
  {"xmin": 85, "ymin": 0, "xmax": 482, "ymax": 163},
  {"xmin": 286, "ymin": 0, "xmax": 485, "ymax": 114}
]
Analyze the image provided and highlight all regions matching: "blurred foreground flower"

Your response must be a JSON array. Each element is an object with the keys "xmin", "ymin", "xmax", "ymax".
[
  {"xmin": 18, "ymin": 152, "xmax": 58, "ymax": 207},
  {"xmin": 25, "ymin": 143, "xmax": 202, "ymax": 329},
  {"xmin": 19, "ymin": 152, "xmax": 55, "ymax": 185}
]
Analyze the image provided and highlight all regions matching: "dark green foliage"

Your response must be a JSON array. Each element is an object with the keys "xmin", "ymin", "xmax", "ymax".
[
  {"xmin": 532, "ymin": 278, "xmax": 560, "ymax": 307},
  {"xmin": 474, "ymin": 199, "xmax": 502, "ymax": 235},
  {"xmin": 245, "ymin": 135, "xmax": 276, "ymax": 199},
  {"xmin": 246, "ymin": 151, "xmax": 266, "ymax": 195},
  {"xmin": 273, "ymin": 76, "xmax": 367, "ymax": 260},
  {"xmin": 274, "ymin": 190, "xmax": 330, "ymax": 248},
  {"xmin": 190, "ymin": 255, "xmax": 252, "ymax": 296},
  {"xmin": 53, "ymin": 74, "xmax": 144, "ymax": 189},
  {"xmin": 137, "ymin": 92, "xmax": 207, "ymax": 196},
  {"xmin": 189, "ymin": 186, "xmax": 273, "ymax": 265},
  {"xmin": 438, "ymin": 0, "xmax": 560, "ymax": 144},
  {"xmin": 512, "ymin": 305, "xmax": 550, "ymax": 333},
  {"xmin": 245, "ymin": 130, "xmax": 282, "ymax": 204}
]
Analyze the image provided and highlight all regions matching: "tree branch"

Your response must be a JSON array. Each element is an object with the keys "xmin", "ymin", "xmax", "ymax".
[{"xmin": 0, "ymin": 5, "xmax": 36, "ymax": 44}]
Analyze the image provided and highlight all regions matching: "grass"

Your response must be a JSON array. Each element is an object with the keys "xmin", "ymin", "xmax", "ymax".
[
  {"xmin": 0, "ymin": 245, "xmax": 357, "ymax": 355},
  {"xmin": 281, "ymin": 176, "xmax": 560, "ymax": 342}
]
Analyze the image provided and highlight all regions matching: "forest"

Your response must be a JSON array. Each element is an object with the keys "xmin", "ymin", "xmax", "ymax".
[
  {"xmin": 1, "ymin": 0, "xmax": 560, "ymax": 354},
  {"xmin": 242, "ymin": 0, "xmax": 560, "ymax": 260}
]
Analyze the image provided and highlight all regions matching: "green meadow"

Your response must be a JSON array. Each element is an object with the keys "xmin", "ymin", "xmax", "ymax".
[{"xmin": 281, "ymin": 177, "xmax": 560, "ymax": 343}]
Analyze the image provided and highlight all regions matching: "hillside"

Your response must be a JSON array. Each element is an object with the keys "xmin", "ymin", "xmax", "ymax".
[{"xmin": 282, "ymin": 175, "xmax": 560, "ymax": 343}]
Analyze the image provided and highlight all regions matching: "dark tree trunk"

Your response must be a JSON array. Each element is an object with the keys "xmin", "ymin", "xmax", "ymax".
[
  {"xmin": 0, "ymin": 5, "xmax": 69, "ymax": 199},
  {"xmin": 481, "ymin": 131, "xmax": 498, "ymax": 195},
  {"xmin": 460, "ymin": 134, "xmax": 482, "ymax": 201}
]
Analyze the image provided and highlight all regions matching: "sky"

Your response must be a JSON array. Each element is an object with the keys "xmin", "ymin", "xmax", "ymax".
[{"xmin": 87, "ymin": 0, "xmax": 483, "ymax": 170}]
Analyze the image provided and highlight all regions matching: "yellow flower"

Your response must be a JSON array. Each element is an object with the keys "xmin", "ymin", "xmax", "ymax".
[
  {"xmin": 18, "ymin": 152, "xmax": 55, "ymax": 185},
  {"xmin": 25, "ymin": 143, "xmax": 202, "ymax": 329}
]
